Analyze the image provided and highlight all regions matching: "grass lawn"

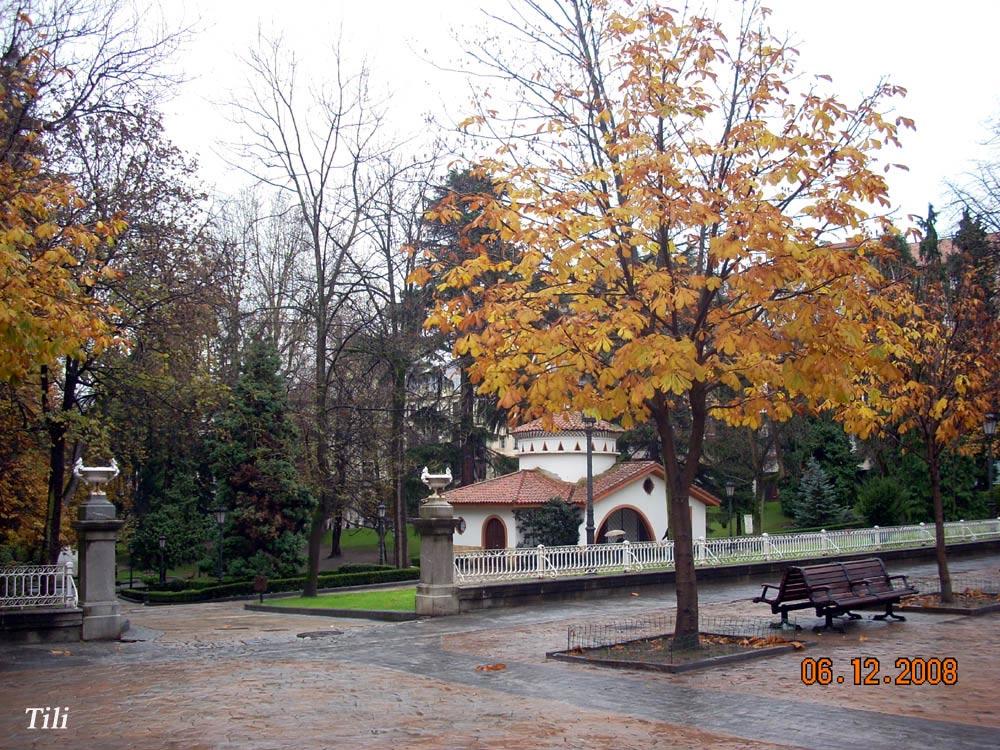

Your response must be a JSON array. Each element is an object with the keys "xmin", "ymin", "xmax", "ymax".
[
  {"xmin": 323, "ymin": 523, "xmax": 421, "ymax": 555},
  {"xmin": 762, "ymin": 499, "xmax": 794, "ymax": 533},
  {"xmin": 707, "ymin": 500, "xmax": 793, "ymax": 538},
  {"xmin": 265, "ymin": 587, "xmax": 416, "ymax": 612}
]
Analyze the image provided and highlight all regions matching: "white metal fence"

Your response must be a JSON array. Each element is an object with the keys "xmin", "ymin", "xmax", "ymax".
[
  {"xmin": 0, "ymin": 563, "xmax": 78, "ymax": 609},
  {"xmin": 454, "ymin": 518, "xmax": 1000, "ymax": 584}
]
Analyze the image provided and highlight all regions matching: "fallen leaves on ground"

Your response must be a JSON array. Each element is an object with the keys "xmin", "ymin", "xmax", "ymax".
[
  {"xmin": 904, "ymin": 588, "xmax": 1000, "ymax": 608},
  {"xmin": 474, "ymin": 663, "xmax": 507, "ymax": 672}
]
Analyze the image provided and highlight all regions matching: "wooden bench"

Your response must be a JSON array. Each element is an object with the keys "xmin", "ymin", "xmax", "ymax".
[{"xmin": 754, "ymin": 558, "xmax": 918, "ymax": 631}]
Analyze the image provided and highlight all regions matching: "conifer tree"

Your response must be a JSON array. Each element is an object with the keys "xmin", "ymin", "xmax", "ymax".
[
  {"xmin": 211, "ymin": 338, "xmax": 315, "ymax": 578},
  {"xmin": 792, "ymin": 458, "xmax": 845, "ymax": 529}
]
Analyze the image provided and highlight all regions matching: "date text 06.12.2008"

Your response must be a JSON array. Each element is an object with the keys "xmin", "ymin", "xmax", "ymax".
[{"xmin": 800, "ymin": 657, "xmax": 957, "ymax": 686}]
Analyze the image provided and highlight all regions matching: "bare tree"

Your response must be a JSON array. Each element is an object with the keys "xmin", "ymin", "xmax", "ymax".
[
  {"xmin": 228, "ymin": 33, "xmax": 390, "ymax": 595},
  {"xmin": 950, "ymin": 119, "xmax": 1000, "ymax": 234}
]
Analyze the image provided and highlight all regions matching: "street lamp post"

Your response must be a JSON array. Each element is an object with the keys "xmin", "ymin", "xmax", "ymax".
[
  {"xmin": 583, "ymin": 415, "xmax": 596, "ymax": 545},
  {"xmin": 377, "ymin": 501, "xmax": 386, "ymax": 566},
  {"xmin": 158, "ymin": 534, "xmax": 166, "ymax": 585},
  {"xmin": 725, "ymin": 482, "xmax": 735, "ymax": 538},
  {"xmin": 210, "ymin": 508, "xmax": 227, "ymax": 582},
  {"xmin": 986, "ymin": 413, "xmax": 997, "ymax": 513}
]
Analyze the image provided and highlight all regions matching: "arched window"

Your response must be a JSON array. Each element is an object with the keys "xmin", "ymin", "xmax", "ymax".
[{"xmin": 483, "ymin": 517, "xmax": 507, "ymax": 550}]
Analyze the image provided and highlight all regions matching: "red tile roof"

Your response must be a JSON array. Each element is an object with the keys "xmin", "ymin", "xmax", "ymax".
[
  {"xmin": 510, "ymin": 412, "xmax": 624, "ymax": 435},
  {"xmin": 442, "ymin": 469, "xmax": 572, "ymax": 505},
  {"xmin": 442, "ymin": 460, "xmax": 722, "ymax": 507}
]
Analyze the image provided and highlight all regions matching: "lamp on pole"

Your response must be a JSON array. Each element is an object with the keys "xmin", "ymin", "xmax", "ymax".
[
  {"xmin": 985, "ymin": 413, "xmax": 997, "ymax": 513},
  {"xmin": 157, "ymin": 534, "xmax": 166, "ymax": 585},
  {"xmin": 583, "ymin": 415, "xmax": 596, "ymax": 545},
  {"xmin": 210, "ymin": 507, "xmax": 227, "ymax": 582},
  {"xmin": 725, "ymin": 482, "xmax": 735, "ymax": 538},
  {"xmin": 377, "ymin": 501, "xmax": 386, "ymax": 566}
]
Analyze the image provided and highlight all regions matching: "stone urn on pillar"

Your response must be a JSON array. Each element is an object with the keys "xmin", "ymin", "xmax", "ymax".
[
  {"xmin": 412, "ymin": 466, "xmax": 461, "ymax": 616},
  {"xmin": 71, "ymin": 458, "xmax": 127, "ymax": 640}
]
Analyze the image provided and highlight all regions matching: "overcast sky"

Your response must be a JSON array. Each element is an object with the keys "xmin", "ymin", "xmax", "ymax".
[{"xmin": 160, "ymin": 0, "xmax": 1000, "ymax": 234}]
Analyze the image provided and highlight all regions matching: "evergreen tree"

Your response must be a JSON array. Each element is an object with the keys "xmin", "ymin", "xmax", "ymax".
[
  {"xmin": 780, "ymin": 415, "xmax": 860, "ymax": 513},
  {"xmin": 918, "ymin": 203, "xmax": 940, "ymax": 265},
  {"xmin": 513, "ymin": 498, "xmax": 583, "ymax": 547},
  {"xmin": 210, "ymin": 338, "xmax": 315, "ymax": 578},
  {"xmin": 791, "ymin": 458, "xmax": 847, "ymax": 528},
  {"xmin": 950, "ymin": 209, "xmax": 997, "ymax": 313}
]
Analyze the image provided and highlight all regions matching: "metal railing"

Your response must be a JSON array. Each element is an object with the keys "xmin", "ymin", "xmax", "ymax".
[
  {"xmin": 454, "ymin": 518, "xmax": 1000, "ymax": 584},
  {"xmin": 0, "ymin": 563, "xmax": 78, "ymax": 609}
]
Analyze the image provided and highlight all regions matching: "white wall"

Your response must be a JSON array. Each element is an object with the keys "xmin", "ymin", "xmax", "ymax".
[
  {"xmin": 515, "ymin": 434, "xmax": 618, "ymax": 482},
  {"xmin": 453, "ymin": 476, "xmax": 710, "ymax": 551},
  {"xmin": 453, "ymin": 506, "xmax": 518, "ymax": 549},
  {"xmin": 517, "ymin": 452, "xmax": 615, "ymax": 482}
]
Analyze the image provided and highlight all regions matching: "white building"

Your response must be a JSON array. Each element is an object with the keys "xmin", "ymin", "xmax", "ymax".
[{"xmin": 443, "ymin": 413, "xmax": 721, "ymax": 551}]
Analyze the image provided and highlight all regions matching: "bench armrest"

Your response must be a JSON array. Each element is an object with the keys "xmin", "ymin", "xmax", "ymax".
[
  {"xmin": 888, "ymin": 574, "xmax": 910, "ymax": 588},
  {"xmin": 753, "ymin": 583, "xmax": 780, "ymax": 604}
]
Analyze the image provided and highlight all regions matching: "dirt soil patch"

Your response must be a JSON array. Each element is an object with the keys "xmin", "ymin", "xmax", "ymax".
[
  {"xmin": 901, "ymin": 588, "xmax": 1000, "ymax": 615},
  {"xmin": 549, "ymin": 632, "xmax": 804, "ymax": 673}
]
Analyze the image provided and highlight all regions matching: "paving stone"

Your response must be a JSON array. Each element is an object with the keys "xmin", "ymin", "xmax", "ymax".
[{"xmin": 1, "ymin": 551, "xmax": 998, "ymax": 749}]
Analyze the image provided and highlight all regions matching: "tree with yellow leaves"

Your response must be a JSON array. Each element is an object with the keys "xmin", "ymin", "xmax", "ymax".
[
  {"xmin": 420, "ymin": 0, "xmax": 916, "ymax": 636},
  {"xmin": 841, "ymin": 214, "xmax": 999, "ymax": 602}
]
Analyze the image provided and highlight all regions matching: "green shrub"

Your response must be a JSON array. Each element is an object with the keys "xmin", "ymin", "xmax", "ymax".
[
  {"xmin": 121, "ymin": 567, "xmax": 420, "ymax": 604},
  {"xmin": 514, "ymin": 498, "xmax": 582, "ymax": 547},
  {"xmin": 335, "ymin": 563, "xmax": 395, "ymax": 574},
  {"xmin": 140, "ymin": 576, "xmax": 242, "ymax": 592},
  {"xmin": 855, "ymin": 476, "xmax": 921, "ymax": 527}
]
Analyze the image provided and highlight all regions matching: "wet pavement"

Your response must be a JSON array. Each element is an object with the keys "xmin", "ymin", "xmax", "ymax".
[{"xmin": 2, "ymin": 552, "xmax": 998, "ymax": 749}]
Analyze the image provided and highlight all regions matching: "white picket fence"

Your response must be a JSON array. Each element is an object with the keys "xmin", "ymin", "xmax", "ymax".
[
  {"xmin": 453, "ymin": 518, "xmax": 1000, "ymax": 584},
  {"xmin": 0, "ymin": 563, "xmax": 78, "ymax": 609}
]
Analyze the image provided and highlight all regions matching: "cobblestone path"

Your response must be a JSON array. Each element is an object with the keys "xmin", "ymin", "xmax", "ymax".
[{"xmin": 2, "ymin": 553, "xmax": 998, "ymax": 749}]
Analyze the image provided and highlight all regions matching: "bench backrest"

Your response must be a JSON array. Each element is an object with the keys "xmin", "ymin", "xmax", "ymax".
[
  {"xmin": 841, "ymin": 558, "xmax": 893, "ymax": 593},
  {"xmin": 776, "ymin": 567, "xmax": 811, "ymax": 601},
  {"xmin": 797, "ymin": 562, "xmax": 854, "ymax": 600}
]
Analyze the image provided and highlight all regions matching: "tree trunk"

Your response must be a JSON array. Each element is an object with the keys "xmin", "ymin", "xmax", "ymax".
[
  {"xmin": 327, "ymin": 514, "xmax": 342, "ymax": 558},
  {"xmin": 390, "ymin": 364, "xmax": 407, "ymax": 568},
  {"xmin": 303, "ymin": 308, "xmax": 330, "ymax": 597},
  {"xmin": 41, "ymin": 360, "xmax": 81, "ymax": 564},
  {"xmin": 927, "ymin": 439, "xmax": 953, "ymax": 603},
  {"xmin": 459, "ymin": 362, "xmax": 476, "ymax": 485},
  {"xmin": 651, "ymin": 388, "xmax": 705, "ymax": 641},
  {"xmin": 754, "ymin": 478, "xmax": 764, "ymax": 536}
]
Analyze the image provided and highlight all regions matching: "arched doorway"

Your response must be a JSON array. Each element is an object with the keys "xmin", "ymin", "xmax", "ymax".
[
  {"xmin": 483, "ymin": 517, "xmax": 507, "ymax": 550},
  {"xmin": 597, "ymin": 507, "xmax": 653, "ymax": 543}
]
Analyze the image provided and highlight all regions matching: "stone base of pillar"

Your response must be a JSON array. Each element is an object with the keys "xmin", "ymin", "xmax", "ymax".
[
  {"xmin": 415, "ymin": 583, "xmax": 459, "ymax": 616},
  {"xmin": 72, "ymin": 517, "xmax": 126, "ymax": 641},
  {"xmin": 411, "ymin": 497, "xmax": 460, "ymax": 617},
  {"xmin": 81, "ymin": 607, "xmax": 127, "ymax": 641}
]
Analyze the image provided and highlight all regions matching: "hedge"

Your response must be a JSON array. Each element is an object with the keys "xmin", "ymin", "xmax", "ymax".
[
  {"xmin": 138, "ymin": 577, "xmax": 234, "ymax": 592},
  {"xmin": 334, "ymin": 563, "xmax": 396, "ymax": 574},
  {"xmin": 120, "ymin": 567, "xmax": 419, "ymax": 604},
  {"xmin": 138, "ymin": 563, "xmax": 397, "ymax": 593}
]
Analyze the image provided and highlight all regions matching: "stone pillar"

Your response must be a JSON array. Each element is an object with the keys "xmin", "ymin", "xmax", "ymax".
[
  {"xmin": 412, "ymin": 494, "xmax": 460, "ymax": 616},
  {"xmin": 71, "ymin": 475, "xmax": 126, "ymax": 641}
]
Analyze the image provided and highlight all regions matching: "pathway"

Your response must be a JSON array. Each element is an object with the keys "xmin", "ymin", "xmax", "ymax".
[{"xmin": 1, "ymin": 552, "xmax": 998, "ymax": 749}]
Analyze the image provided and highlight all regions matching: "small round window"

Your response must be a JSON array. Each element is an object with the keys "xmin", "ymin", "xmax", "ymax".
[{"xmin": 643, "ymin": 477, "xmax": 655, "ymax": 495}]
